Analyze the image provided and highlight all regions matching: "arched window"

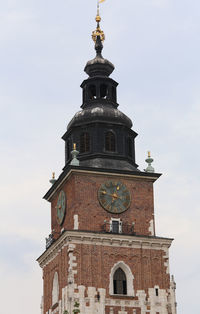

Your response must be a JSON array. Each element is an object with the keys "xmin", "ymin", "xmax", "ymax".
[
  {"xmin": 105, "ymin": 131, "xmax": 116, "ymax": 152},
  {"xmin": 109, "ymin": 261, "xmax": 134, "ymax": 296},
  {"xmin": 52, "ymin": 272, "xmax": 59, "ymax": 305},
  {"xmin": 80, "ymin": 132, "xmax": 90, "ymax": 153},
  {"xmin": 113, "ymin": 268, "xmax": 127, "ymax": 295},
  {"xmin": 100, "ymin": 84, "xmax": 107, "ymax": 99},
  {"xmin": 89, "ymin": 85, "xmax": 97, "ymax": 99}
]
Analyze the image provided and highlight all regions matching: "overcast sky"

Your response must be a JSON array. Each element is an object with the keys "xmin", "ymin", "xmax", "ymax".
[{"xmin": 0, "ymin": 0, "xmax": 200, "ymax": 313}]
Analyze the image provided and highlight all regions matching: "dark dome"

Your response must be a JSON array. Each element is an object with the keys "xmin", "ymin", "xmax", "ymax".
[
  {"xmin": 84, "ymin": 55, "xmax": 114, "ymax": 77},
  {"xmin": 67, "ymin": 104, "xmax": 133, "ymax": 130}
]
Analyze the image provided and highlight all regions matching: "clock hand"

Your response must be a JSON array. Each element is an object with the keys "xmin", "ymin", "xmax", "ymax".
[{"xmin": 101, "ymin": 191, "xmax": 123, "ymax": 201}]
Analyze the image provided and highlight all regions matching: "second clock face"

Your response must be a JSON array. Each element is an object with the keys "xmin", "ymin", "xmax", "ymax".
[
  {"xmin": 56, "ymin": 190, "xmax": 66, "ymax": 225},
  {"xmin": 98, "ymin": 181, "xmax": 131, "ymax": 214}
]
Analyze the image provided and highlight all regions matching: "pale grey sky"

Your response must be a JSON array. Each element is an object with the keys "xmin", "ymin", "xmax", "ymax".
[{"xmin": 0, "ymin": 0, "xmax": 200, "ymax": 313}]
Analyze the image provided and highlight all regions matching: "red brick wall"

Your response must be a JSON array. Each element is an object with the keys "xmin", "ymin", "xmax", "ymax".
[
  {"xmin": 42, "ymin": 242, "xmax": 170, "ymax": 313},
  {"xmin": 43, "ymin": 246, "xmax": 69, "ymax": 313},
  {"xmin": 50, "ymin": 172, "xmax": 155, "ymax": 239},
  {"xmin": 42, "ymin": 171, "xmax": 165, "ymax": 313}
]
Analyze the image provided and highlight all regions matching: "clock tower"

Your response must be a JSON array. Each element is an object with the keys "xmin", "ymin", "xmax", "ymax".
[{"xmin": 37, "ymin": 10, "xmax": 177, "ymax": 314}]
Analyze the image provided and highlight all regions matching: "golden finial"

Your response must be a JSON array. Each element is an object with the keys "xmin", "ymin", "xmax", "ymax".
[
  {"xmin": 73, "ymin": 143, "xmax": 76, "ymax": 150},
  {"xmin": 96, "ymin": 2, "xmax": 101, "ymax": 22},
  {"xmin": 52, "ymin": 172, "xmax": 55, "ymax": 179},
  {"xmin": 96, "ymin": 15, "xmax": 101, "ymax": 23},
  {"xmin": 148, "ymin": 151, "xmax": 151, "ymax": 158},
  {"xmin": 92, "ymin": 0, "xmax": 105, "ymax": 43}
]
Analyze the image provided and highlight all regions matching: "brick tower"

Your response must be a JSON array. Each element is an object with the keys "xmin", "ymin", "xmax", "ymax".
[{"xmin": 37, "ymin": 9, "xmax": 177, "ymax": 314}]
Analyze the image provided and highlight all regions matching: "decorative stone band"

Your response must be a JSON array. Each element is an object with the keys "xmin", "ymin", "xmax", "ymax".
[
  {"xmin": 37, "ymin": 230, "xmax": 173, "ymax": 268},
  {"xmin": 45, "ymin": 285, "xmax": 176, "ymax": 314}
]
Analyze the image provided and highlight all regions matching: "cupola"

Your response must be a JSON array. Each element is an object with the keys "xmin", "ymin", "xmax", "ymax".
[{"xmin": 62, "ymin": 9, "xmax": 138, "ymax": 171}]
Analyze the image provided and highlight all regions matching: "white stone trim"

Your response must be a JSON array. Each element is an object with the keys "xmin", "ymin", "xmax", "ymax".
[
  {"xmin": 74, "ymin": 214, "xmax": 79, "ymax": 230},
  {"xmin": 148, "ymin": 219, "xmax": 155, "ymax": 236},
  {"xmin": 109, "ymin": 261, "xmax": 134, "ymax": 297},
  {"xmin": 52, "ymin": 272, "xmax": 59, "ymax": 306},
  {"xmin": 37, "ymin": 231, "xmax": 173, "ymax": 268},
  {"xmin": 110, "ymin": 218, "xmax": 122, "ymax": 233},
  {"xmin": 163, "ymin": 247, "xmax": 170, "ymax": 274},
  {"xmin": 47, "ymin": 282, "xmax": 176, "ymax": 314}
]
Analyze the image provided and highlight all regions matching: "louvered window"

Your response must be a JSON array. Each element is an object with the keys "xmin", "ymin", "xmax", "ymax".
[
  {"xmin": 128, "ymin": 137, "xmax": 132, "ymax": 157},
  {"xmin": 105, "ymin": 131, "xmax": 116, "ymax": 152},
  {"xmin": 80, "ymin": 132, "xmax": 90, "ymax": 153}
]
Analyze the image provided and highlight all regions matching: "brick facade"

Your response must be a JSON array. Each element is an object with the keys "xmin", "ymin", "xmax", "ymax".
[
  {"xmin": 38, "ymin": 169, "xmax": 176, "ymax": 314},
  {"xmin": 50, "ymin": 171, "xmax": 155, "ymax": 240}
]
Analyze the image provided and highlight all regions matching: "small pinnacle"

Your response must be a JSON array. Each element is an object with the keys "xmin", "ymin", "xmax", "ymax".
[
  {"xmin": 49, "ymin": 172, "xmax": 56, "ymax": 185},
  {"xmin": 145, "ymin": 151, "xmax": 155, "ymax": 173},
  {"xmin": 70, "ymin": 143, "xmax": 80, "ymax": 166}
]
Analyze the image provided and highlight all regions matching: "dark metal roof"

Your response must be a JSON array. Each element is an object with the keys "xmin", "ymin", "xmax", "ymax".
[{"xmin": 67, "ymin": 104, "xmax": 133, "ymax": 130}]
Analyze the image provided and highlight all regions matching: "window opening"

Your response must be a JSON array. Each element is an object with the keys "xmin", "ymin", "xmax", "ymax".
[
  {"xmin": 105, "ymin": 131, "xmax": 116, "ymax": 152},
  {"xmin": 112, "ymin": 221, "xmax": 119, "ymax": 233},
  {"xmin": 110, "ymin": 219, "xmax": 122, "ymax": 234},
  {"xmin": 112, "ymin": 86, "xmax": 116, "ymax": 102},
  {"xmin": 83, "ymin": 88, "xmax": 86, "ymax": 102},
  {"xmin": 155, "ymin": 288, "xmax": 159, "ymax": 296},
  {"xmin": 80, "ymin": 132, "xmax": 90, "ymax": 153},
  {"xmin": 100, "ymin": 84, "xmax": 107, "ymax": 99},
  {"xmin": 128, "ymin": 137, "xmax": 132, "ymax": 157},
  {"xmin": 113, "ymin": 268, "xmax": 127, "ymax": 295},
  {"xmin": 67, "ymin": 140, "xmax": 71, "ymax": 161},
  {"xmin": 89, "ymin": 85, "xmax": 97, "ymax": 99}
]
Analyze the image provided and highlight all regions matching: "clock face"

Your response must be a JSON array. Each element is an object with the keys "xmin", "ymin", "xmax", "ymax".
[
  {"xmin": 56, "ymin": 190, "xmax": 66, "ymax": 225},
  {"xmin": 98, "ymin": 181, "xmax": 131, "ymax": 214}
]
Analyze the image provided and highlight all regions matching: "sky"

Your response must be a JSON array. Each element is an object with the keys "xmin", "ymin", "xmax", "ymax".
[{"xmin": 0, "ymin": 0, "xmax": 199, "ymax": 313}]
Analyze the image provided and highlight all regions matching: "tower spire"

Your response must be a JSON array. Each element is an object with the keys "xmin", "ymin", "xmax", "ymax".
[{"xmin": 92, "ymin": 1, "xmax": 105, "ymax": 43}]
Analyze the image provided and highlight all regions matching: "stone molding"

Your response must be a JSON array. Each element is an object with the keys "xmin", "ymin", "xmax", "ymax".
[
  {"xmin": 38, "ymin": 231, "xmax": 173, "ymax": 268},
  {"xmin": 45, "ymin": 168, "xmax": 160, "ymax": 201}
]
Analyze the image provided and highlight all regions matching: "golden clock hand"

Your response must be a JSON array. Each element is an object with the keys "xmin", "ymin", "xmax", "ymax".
[{"xmin": 101, "ymin": 191, "xmax": 116, "ymax": 198}]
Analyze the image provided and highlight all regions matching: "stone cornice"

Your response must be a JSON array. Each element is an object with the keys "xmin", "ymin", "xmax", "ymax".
[
  {"xmin": 44, "ymin": 167, "xmax": 161, "ymax": 202},
  {"xmin": 37, "ymin": 231, "xmax": 173, "ymax": 268}
]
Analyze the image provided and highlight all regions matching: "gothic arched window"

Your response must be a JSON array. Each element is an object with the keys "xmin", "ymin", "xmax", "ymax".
[
  {"xmin": 109, "ymin": 261, "xmax": 134, "ymax": 296},
  {"xmin": 113, "ymin": 268, "xmax": 127, "ymax": 295},
  {"xmin": 105, "ymin": 131, "xmax": 116, "ymax": 152},
  {"xmin": 52, "ymin": 272, "xmax": 59, "ymax": 305},
  {"xmin": 80, "ymin": 132, "xmax": 90, "ymax": 153}
]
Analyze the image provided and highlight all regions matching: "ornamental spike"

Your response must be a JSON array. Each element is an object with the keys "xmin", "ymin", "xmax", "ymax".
[
  {"xmin": 145, "ymin": 151, "xmax": 155, "ymax": 173},
  {"xmin": 70, "ymin": 143, "xmax": 80, "ymax": 166}
]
